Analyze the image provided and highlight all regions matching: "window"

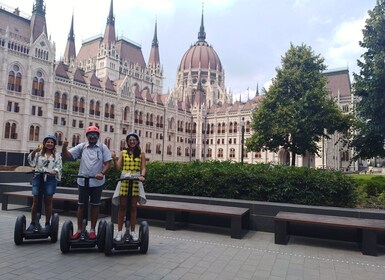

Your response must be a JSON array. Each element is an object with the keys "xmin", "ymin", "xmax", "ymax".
[
  {"xmin": 7, "ymin": 65, "xmax": 22, "ymax": 92},
  {"xmin": 7, "ymin": 101, "xmax": 19, "ymax": 112},
  {"xmin": 31, "ymin": 71, "xmax": 44, "ymax": 97},
  {"xmin": 156, "ymin": 144, "xmax": 162, "ymax": 155},
  {"xmin": 53, "ymin": 116, "xmax": 58, "ymax": 125},
  {"xmin": 218, "ymin": 148, "xmax": 224, "ymax": 158},
  {"xmin": 72, "ymin": 119, "xmax": 76, "ymax": 127},
  {"xmin": 54, "ymin": 92, "xmax": 60, "ymax": 109},
  {"xmin": 229, "ymin": 148, "xmax": 235, "ymax": 158},
  {"xmin": 4, "ymin": 122, "xmax": 17, "ymax": 139},
  {"xmin": 29, "ymin": 125, "xmax": 40, "ymax": 141},
  {"xmin": 72, "ymin": 134, "xmax": 81, "ymax": 147}
]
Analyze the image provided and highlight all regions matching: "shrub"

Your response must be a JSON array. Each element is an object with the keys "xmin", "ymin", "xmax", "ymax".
[{"xmin": 60, "ymin": 160, "xmax": 358, "ymax": 208}]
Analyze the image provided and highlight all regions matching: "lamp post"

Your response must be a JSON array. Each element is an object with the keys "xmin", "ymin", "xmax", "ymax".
[{"xmin": 241, "ymin": 117, "xmax": 245, "ymax": 164}]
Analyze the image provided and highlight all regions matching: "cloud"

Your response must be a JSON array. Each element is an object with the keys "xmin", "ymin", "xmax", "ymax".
[{"xmin": 325, "ymin": 15, "xmax": 367, "ymax": 71}]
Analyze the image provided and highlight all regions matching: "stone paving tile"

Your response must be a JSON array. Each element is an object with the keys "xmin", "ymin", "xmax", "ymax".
[{"xmin": 1, "ymin": 206, "xmax": 385, "ymax": 280}]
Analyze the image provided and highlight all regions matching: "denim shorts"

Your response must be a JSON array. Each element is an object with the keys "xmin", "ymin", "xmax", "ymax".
[
  {"xmin": 32, "ymin": 174, "xmax": 57, "ymax": 196},
  {"xmin": 77, "ymin": 185, "xmax": 103, "ymax": 206}
]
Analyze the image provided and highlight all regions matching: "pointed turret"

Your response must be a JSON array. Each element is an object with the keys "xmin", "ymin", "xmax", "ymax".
[
  {"xmin": 63, "ymin": 13, "xmax": 76, "ymax": 64},
  {"xmin": 197, "ymin": 6, "xmax": 206, "ymax": 42},
  {"xmin": 103, "ymin": 0, "xmax": 116, "ymax": 48},
  {"xmin": 148, "ymin": 21, "xmax": 160, "ymax": 66},
  {"xmin": 30, "ymin": 0, "xmax": 48, "ymax": 42}
]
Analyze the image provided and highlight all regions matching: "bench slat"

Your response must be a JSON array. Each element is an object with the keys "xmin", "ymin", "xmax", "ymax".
[
  {"xmin": 139, "ymin": 200, "xmax": 249, "ymax": 216},
  {"xmin": 275, "ymin": 211, "xmax": 385, "ymax": 231}
]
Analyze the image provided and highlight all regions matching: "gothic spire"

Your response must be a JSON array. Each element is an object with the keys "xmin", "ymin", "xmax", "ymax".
[
  {"xmin": 30, "ymin": 0, "xmax": 47, "ymax": 42},
  {"xmin": 148, "ymin": 20, "xmax": 160, "ymax": 66},
  {"xmin": 197, "ymin": 5, "xmax": 206, "ymax": 42},
  {"xmin": 103, "ymin": 0, "xmax": 116, "ymax": 48},
  {"xmin": 63, "ymin": 13, "xmax": 76, "ymax": 64}
]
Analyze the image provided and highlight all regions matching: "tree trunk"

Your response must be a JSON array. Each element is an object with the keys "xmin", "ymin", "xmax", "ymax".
[{"xmin": 291, "ymin": 151, "xmax": 296, "ymax": 166}]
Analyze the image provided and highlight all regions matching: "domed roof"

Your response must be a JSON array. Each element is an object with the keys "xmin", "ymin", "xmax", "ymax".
[
  {"xmin": 178, "ymin": 12, "xmax": 222, "ymax": 72},
  {"xmin": 179, "ymin": 41, "xmax": 222, "ymax": 72}
]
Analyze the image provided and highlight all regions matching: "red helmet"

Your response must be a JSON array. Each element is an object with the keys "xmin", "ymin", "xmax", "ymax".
[{"xmin": 86, "ymin": 125, "xmax": 100, "ymax": 135}]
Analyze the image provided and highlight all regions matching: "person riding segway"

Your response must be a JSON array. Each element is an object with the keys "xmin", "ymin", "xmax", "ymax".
[
  {"xmin": 60, "ymin": 126, "xmax": 111, "ymax": 253},
  {"xmin": 105, "ymin": 132, "xmax": 148, "ymax": 255},
  {"xmin": 14, "ymin": 134, "xmax": 62, "ymax": 244},
  {"xmin": 104, "ymin": 174, "xmax": 149, "ymax": 255}
]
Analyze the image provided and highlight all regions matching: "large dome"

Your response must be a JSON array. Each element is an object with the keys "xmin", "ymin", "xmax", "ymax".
[
  {"xmin": 178, "ymin": 12, "xmax": 222, "ymax": 73},
  {"xmin": 179, "ymin": 40, "xmax": 222, "ymax": 72}
]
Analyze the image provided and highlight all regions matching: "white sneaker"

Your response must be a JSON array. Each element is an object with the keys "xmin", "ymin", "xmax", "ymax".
[
  {"xmin": 114, "ymin": 231, "xmax": 123, "ymax": 242},
  {"xmin": 131, "ymin": 231, "xmax": 139, "ymax": 241}
]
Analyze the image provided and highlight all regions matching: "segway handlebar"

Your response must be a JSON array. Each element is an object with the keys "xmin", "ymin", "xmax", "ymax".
[
  {"xmin": 26, "ymin": 170, "xmax": 52, "ymax": 175},
  {"xmin": 116, "ymin": 174, "xmax": 141, "ymax": 182},
  {"xmin": 71, "ymin": 175, "xmax": 97, "ymax": 179}
]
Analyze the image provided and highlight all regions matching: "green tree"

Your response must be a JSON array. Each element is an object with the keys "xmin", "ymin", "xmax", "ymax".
[
  {"xmin": 351, "ymin": 0, "xmax": 385, "ymax": 159},
  {"xmin": 246, "ymin": 43, "xmax": 351, "ymax": 166}
]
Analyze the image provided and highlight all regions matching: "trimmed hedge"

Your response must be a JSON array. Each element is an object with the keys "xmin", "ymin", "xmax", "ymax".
[{"xmin": 60, "ymin": 160, "xmax": 358, "ymax": 208}]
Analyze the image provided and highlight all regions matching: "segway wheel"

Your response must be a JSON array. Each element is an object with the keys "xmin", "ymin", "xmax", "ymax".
[
  {"xmin": 14, "ymin": 215, "xmax": 26, "ymax": 245},
  {"xmin": 97, "ymin": 220, "xmax": 107, "ymax": 252},
  {"xmin": 104, "ymin": 222, "xmax": 114, "ymax": 256},
  {"xmin": 50, "ymin": 213, "xmax": 60, "ymax": 243},
  {"xmin": 139, "ymin": 221, "xmax": 149, "ymax": 254},
  {"xmin": 60, "ymin": 220, "xmax": 73, "ymax": 253}
]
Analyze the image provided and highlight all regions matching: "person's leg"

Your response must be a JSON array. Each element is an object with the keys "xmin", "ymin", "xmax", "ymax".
[
  {"xmin": 130, "ymin": 196, "xmax": 139, "ymax": 232},
  {"xmin": 44, "ymin": 195, "xmax": 53, "ymax": 224},
  {"xmin": 89, "ymin": 186, "xmax": 103, "ymax": 233},
  {"xmin": 117, "ymin": 196, "xmax": 128, "ymax": 231},
  {"xmin": 72, "ymin": 185, "xmax": 84, "ymax": 239},
  {"xmin": 30, "ymin": 196, "xmax": 38, "ymax": 223}
]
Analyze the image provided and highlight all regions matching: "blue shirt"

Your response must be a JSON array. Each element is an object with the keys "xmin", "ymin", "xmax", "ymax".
[{"xmin": 69, "ymin": 141, "xmax": 112, "ymax": 187}]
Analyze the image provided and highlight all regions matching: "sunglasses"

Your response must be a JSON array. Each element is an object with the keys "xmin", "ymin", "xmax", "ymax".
[{"xmin": 87, "ymin": 132, "xmax": 99, "ymax": 138}]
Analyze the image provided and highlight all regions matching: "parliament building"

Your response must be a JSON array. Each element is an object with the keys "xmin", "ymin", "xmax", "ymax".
[{"xmin": 0, "ymin": 0, "xmax": 355, "ymax": 170}]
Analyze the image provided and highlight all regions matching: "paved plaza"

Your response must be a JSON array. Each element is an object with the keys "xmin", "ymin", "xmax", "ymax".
[{"xmin": 0, "ymin": 205, "xmax": 385, "ymax": 280}]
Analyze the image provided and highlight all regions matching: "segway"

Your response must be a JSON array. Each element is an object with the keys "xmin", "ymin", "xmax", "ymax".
[
  {"xmin": 104, "ymin": 174, "xmax": 149, "ymax": 256},
  {"xmin": 60, "ymin": 175, "xmax": 107, "ymax": 253},
  {"xmin": 14, "ymin": 171, "xmax": 59, "ymax": 245}
]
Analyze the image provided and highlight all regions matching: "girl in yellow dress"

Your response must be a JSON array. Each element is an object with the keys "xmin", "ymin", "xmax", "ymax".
[{"xmin": 111, "ymin": 132, "xmax": 146, "ymax": 241}]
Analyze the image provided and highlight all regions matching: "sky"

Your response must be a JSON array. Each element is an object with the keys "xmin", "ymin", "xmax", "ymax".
[{"xmin": 1, "ymin": 0, "xmax": 378, "ymax": 101}]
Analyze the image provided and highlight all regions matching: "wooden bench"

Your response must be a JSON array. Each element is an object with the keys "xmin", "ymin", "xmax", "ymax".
[
  {"xmin": 2, "ymin": 190, "xmax": 111, "ymax": 213},
  {"xmin": 275, "ymin": 211, "xmax": 385, "ymax": 256},
  {"xmin": 138, "ymin": 200, "xmax": 250, "ymax": 239}
]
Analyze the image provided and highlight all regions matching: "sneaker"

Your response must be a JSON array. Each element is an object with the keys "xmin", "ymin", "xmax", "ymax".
[
  {"xmin": 45, "ymin": 223, "xmax": 50, "ymax": 232},
  {"xmin": 89, "ymin": 231, "xmax": 96, "ymax": 240},
  {"xmin": 71, "ymin": 231, "xmax": 81, "ymax": 240},
  {"xmin": 27, "ymin": 223, "xmax": 35, "ymax": 232},
  {"xmin": 131, "ymin": 231, "xmax": 139, "ymax": 241},
  {"xmin": 114, "ymin": 231, "xmax": 123, "ymax": 242}
]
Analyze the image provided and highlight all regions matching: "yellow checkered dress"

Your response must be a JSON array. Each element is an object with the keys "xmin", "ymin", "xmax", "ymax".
[{"xmin": 120, "ymin": 150, "xmax": 141, "ymax": 196}]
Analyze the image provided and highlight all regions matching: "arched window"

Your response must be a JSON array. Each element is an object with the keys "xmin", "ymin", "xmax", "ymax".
[
  {"xmin": 56, "ymin": 132, "xmax": 63, "ymax": 146},
  {"xmin": 120, "ymin": 139, "xmax": 126, "ymax": 151},
  {"xmin": 95, "ymin": 101, "xmax": 100, "ymax": 116},
  {"xmin": 229, "ymin": 148, "xmax": 235, "ymax": 158},
  {"xmin": 73, "ymin": 96, "xmax": 79, "ymax": 112},
  {"xmin": 29, "ymin": 125, "xmax": 40, "ymax": 141},
  {"xmin": 110, "ymin": 105, "xmax": 115, "ymax": 119},
  {"xmin": 156, "ymin": 144, "xmax": 161, "ymax": 155},
  {"xmin": 167, "ymin": 145, "xmax": 172, "ymax": 155},
  {"xmin": 54, "ymin": 92, "xmax": 60, "ymax": 109},
  {"xmin": 8, "ymin": 65, "xmax": 22, "ymax": 92},
  {"xmin": 72, "ymin": 134, "xmax": 81, "ymax": 147},
  {"xmin": 104, "ymin": 138, "xmax": 111, "ymax": 148},
  {"xmin": 5, "ymin": 122, "xmax": 18, "ymax": 139},
  {"xmin": 89, "ymin": 100, "xmax": 95, "ymax": 115},
  {"xmin": 105, "ymin": 103, "xmax": 110, "ymax": 118},
  {"xmin": 218, "ymin": 148, "xmax": 224, "ymax": 158},
  {"xmin": 146, "ymin": 143, "xmax": 151, "ymax": 153},
  {"xmin": 61, "ymin": 93, "xmax": 68, "ymax": 110},
  {"xmin": 123, "ymin": 107, "xmax": 129, "ymax": 121},
  {"xmin": 79, "ymin": 98, "xmax": 85, "ymax": 113},
  {"xmin": 31, "ymin": 71, "xmax": 44, "ymax": 96}
]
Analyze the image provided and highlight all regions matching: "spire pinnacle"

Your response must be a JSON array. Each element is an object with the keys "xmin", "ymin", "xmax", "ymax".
[{"xmin": 197, "ymin": 3, "xmax": 206, "ymax": 42}]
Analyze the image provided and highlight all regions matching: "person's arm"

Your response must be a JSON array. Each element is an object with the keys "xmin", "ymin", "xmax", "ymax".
[
  {"xmin": 61, "ymin": 138, "xmax": 74, "ymax": 160},
  {"xmin": 28, "ymin": 146, "xmax": 42, "ymax": 167},
  {"xmin": 112, "ymin": 152, "xmax": 123, "ymax": 171},
  {"xmin": 139, "ymin": 152, "xmax": 146, "ymax": 181}
]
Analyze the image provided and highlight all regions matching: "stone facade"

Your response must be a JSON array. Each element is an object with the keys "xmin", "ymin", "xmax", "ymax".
[{"xmin": 0, "ymin": 0, "xmax": 355, "ymax": 169}]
